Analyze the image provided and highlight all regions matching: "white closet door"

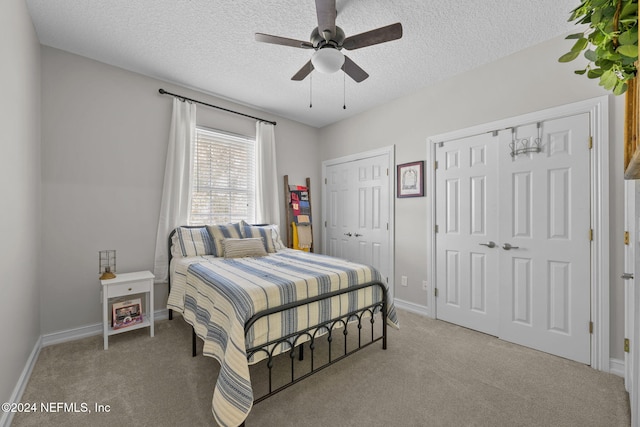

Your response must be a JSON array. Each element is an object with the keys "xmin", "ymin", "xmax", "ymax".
[
  {"xmin": 435, "ymin": 132, "xmax": 500, "ymax": 335},
  {"xmin": 351, "ymin": 156, "xmax": 389, "ymax": 273},
  {"xmin": 326, "ymin": 164, "xmax": 353, "ymax": 259},
  {"xmin": 434, "ymin": 113, "xmax": 592, "ymax": 364},
  {"xmin": 497, "ymin": 114, "xmax": 591, "ymax": 364},
  {"xmin": 325, "ymin": 154, "xmax": 391, "ymax": 282}
]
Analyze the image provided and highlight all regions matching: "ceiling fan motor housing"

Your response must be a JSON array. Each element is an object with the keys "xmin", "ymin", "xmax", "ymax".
[{"xmin": 311, "ymin": 26, "xmax": 345, "ymax": 50}]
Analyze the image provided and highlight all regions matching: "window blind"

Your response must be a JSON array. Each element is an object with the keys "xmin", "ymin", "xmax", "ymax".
[{"xmin": 190, "ymin": 127, "xmax": 256, "ymax": 225}]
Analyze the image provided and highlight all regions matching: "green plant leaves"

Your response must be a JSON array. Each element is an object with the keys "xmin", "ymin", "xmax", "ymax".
[
  {"xmin": 585, "ymin": 49, "xmax": 598, "ymax": 61},
  {"xmin": 617, "ymin": 44, "xmax": 638, "ymax": 58},
  {"xmin": 559, "ymin": 51, "xmax": 582, "ymax": 62},
  {"xmin": 565, "ymin": 32, "xmax": 586, "ymax": 39},
  {"xmin": 614, "ymin": 81, "xmax": 628, "ymax": 95},
  {"xmin": 600, "ymin": 69, "xmax": 619, "ymax": 90},
  {"xmin": 618, "ymin": 28, "xmax": 638, "ymax": 45},
  {"xmin": 572, "ymin": 38, "xmax": 590, "ymax": 52},
  {"xmin": 558, "ymin": 0, "xmax": 638, "ymax": 95},
  {"xmin": 588, "ymin": 68, "xmax": 604, "ymax": 78}
]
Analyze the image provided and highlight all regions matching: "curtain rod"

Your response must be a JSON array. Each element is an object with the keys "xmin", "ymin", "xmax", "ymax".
[{"xmin": 158, "ymin": 88, "xmax": 277, "ymax": 126}]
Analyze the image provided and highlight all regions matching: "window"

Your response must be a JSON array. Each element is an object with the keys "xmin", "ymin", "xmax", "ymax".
[{"xmin": 190, "ymin": 127, "xmax": 256, "ymax": 226}]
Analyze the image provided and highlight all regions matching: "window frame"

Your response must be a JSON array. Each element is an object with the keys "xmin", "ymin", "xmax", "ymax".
[{"xmin": 189, "ymin": 126, "xmax": 256, "ymax": 226}]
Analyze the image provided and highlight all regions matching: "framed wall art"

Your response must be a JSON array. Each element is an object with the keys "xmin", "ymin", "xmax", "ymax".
[{"xmin": 397, "ymin": 161, "xmax": 424, "ymax": 198}]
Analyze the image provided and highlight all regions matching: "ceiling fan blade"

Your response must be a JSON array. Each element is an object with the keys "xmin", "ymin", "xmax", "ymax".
[
  {"xmin": 255, "ymin": 33, "xmax": 314, "ymax": 49},
  {"xmin": 315, "ymin": 0, "xmax": 336, "ymax": 40},
  {"xmin": 291, "ymin": 60, "xmax": 314, "ymax": 81},
  {"xmin": 342, "ymin": 22, "xmax": 403, "ymax": 50},
  {"xmin": 342, "ymin": 56, "xmax": 369, "ymax": 82}
]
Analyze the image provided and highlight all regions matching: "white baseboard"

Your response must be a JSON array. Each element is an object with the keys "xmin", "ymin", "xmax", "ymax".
[
  {"xmin": 0, "ymin": 335, "xmax": 42, "ymax": 427},
  {"xmin": 394, "ymin": 298, "xmax": 430, "ymax": 317},
  {"xmin": 41, "ymin": 308, "xmax": 169, "ymax": 347},
  {"xmin": 610, "ymin": 358, "xmax": 625, "ymax": 378},
  {"xmin": 41, "ymin": 321, "xmax": 103, "ymax": 347}
]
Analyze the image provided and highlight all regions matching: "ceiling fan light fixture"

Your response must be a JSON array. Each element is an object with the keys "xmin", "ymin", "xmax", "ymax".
[{"xmin": 311, "ymin": 47, "xmax": 344, "ymax": 74}]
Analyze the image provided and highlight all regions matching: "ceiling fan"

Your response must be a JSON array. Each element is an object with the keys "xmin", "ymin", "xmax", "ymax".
[{"xmin": 255, "ymin": 0, "xmax": 403, "ymax": 83}]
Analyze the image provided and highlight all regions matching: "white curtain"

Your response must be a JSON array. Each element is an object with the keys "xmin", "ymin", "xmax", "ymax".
[
  {"xmin": 255, "ymin": 121, "xmax": 280, "ymax": 225},
  {"xmin": 153, "ymin": 98, "xmax": 196, "ymax": 283}
]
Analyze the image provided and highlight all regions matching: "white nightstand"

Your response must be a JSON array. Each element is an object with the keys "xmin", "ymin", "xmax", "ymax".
[{"xmin": 100, "ymin": 270, "xmax": 155, "ymax": 350}]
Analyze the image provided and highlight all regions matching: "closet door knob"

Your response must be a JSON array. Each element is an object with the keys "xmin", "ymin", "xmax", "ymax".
[
  {"xmin": 479, "ymin": 241, "xmax": 496, "ymax": 248},
  {"xmin": 354, "ymin": 233, "xmax": 363, "ymax": 237},
  {"xmin": 502, "ymin": 243, "xmax": 519, "ymax": 250},
  {"xmin": 344, "ymin": 232, "xmax": 352, "ymax": 237}
]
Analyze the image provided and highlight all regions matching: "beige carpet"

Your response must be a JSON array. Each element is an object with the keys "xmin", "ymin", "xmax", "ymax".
[{"xmin": 11, "ymin": 310, "xmax": 630, "ymax": 427}]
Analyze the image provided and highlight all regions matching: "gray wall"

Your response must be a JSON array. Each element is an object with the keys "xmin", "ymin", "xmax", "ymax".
[
  {"xmin": 39, "ymin": 46, "xmax": 321, "ymax": 334},
  {"xmin": 318, "ymin": 35, "xmax": 626, "ymax": 360},
  {"xmin": 0, "ymin": 0, "xmax": 42, "ymax": 412}
]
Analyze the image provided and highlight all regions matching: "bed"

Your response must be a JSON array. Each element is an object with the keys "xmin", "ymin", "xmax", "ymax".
[{"xmin": 166, "ymin": 223, "xmax": 398, "ymax": 427}]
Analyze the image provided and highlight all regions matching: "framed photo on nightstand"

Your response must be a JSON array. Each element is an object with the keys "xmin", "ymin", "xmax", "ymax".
[{"xmin": 112, "ymin": 298, "xmax": 143, "ymax": 329}]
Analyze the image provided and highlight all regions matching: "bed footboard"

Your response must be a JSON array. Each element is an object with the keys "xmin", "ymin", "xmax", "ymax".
[
  {"xmin": 245, "ymin": 280, "xmax": 388, "ymax": 407},
  {"xmin": 190, "ymin": 280, "xmax": 388, "ymax": 411}
]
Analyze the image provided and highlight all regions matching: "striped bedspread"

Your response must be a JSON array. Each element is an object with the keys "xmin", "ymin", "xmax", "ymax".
[{"xmin": 167, "ymin": 249, "xmax": 398, "ymax": 427}]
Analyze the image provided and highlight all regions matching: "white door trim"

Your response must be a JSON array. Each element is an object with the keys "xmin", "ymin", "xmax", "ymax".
[
  {"xmin": 624, "ymin": 180, "xmax": 640, "ymax": 426},
  {"xmin": 633, "ymin": 242, "xmax": 640, "ymax": 427},
  {"xmin": 321, "ymin": 146, "xmax": 396, "ymax": 299},
  {"xmin": 426, "ymin": 96, "xmax": 610, "ymax": 371}
]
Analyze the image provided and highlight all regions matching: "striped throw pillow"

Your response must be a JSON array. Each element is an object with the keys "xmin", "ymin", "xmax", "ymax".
[
  {"xmin": 264, "ymin": 224, "xmax": 286, "ymax": 250},
  {"xmin": 206, "ymin": 223, "xmax": 243, "ymax": 256},
  {"xmin": 171, "ymin": 227, "xmax": 214, "ymax": 257},
  {"xmin": 240, "ymin": 222, "xmax": 277, "ymax": 253},
  {"xmin": 222, "ymin": 238, "xmax": 268, "ymax": 258}
]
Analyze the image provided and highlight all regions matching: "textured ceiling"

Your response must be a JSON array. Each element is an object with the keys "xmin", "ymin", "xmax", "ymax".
[{"xmin": 26, "ymin": 0, "xmax": 580, "ymax": 128}]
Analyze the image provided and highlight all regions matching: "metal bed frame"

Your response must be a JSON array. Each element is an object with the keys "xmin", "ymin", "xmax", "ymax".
[{"xmin": 167, "ymin": 227, "xmax": 388, "ymax": 425}]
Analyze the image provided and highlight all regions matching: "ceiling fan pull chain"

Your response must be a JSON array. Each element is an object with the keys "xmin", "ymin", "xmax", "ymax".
[
  {"xmin": 309, "ymin": 70, "xmax": 313, "ymax": 108},
  {"xmin": 343, "ymin": 72, "xmax": 346, "ymax": 110}
]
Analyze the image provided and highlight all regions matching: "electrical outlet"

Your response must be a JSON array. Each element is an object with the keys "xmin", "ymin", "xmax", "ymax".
[
  {"xmin": 422, "ymin": 280, "xmax": 428, "ymax": 291},
  {"xmin": 401, "ymin": 276, "xmax": 408, "ymax": 287}
]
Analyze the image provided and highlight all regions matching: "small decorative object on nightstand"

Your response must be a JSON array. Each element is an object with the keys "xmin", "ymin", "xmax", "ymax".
[
  {"xmin": 112, "ymin": 298, "xmax": 143, "ymax": 329},
  {"xmin": 98, "ymin": 250, "xmax": 117, "ymax": 280},
  {"xmin": 100, "ymin": 271, "xmax": 154, "ymax": 350}
]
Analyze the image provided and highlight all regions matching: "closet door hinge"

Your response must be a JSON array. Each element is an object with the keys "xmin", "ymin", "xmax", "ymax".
[
  {"xmin": 435, "ymin": 224, "xmax": 439, "ymax": 233},
  {"xmin": 324, "ymin": 178, "xmax": 327, "ymax": 184},
  {"xmin": 625, "ymin": 231, "xmax": 630, "ymax": 245},
  {"xmin": 324, "ymin": 221, "xmax": 327, "ymax": 227},
  {"xmin": 589, "ymin": 321, "xmax": 594, "ymax": 334},
  {"xmin": 625, "ymin": 338, "xmax": 630, "ymax": 353},
  {"xmin": 589, "ymin": 229, "xmax": 594, "ymax": 241},
  {"xmin": 589, "ymin": 136, "xmax": 593, "ymax": 149},
  {"xmin": 434, "ymin": 288, "xmax": 439, "ymax": 297},
  {"xmin": 386, "ymin": 168, "xmax": 389, "ymax": 176},
  {"xmin": 434, "ymin": 160, "xmax": 439, "ymax": 170}
]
